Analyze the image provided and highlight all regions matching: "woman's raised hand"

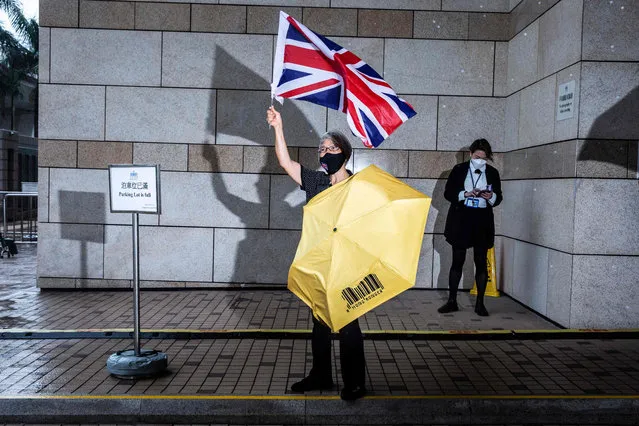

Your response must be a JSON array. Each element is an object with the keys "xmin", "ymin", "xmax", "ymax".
[{"xmin": 267, "ymin": 106, "xmax": 282, "ymax": 129}]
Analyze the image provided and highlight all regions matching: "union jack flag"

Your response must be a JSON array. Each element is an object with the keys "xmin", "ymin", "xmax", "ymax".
[{"xmin": 271, "ymin": 12, "xmax": 416, "ymax": 148}]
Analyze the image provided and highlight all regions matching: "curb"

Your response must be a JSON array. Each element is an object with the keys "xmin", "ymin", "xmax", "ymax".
[{"xmin": 0, "ymin": 395, "xmax": 637, "ymax": 424}]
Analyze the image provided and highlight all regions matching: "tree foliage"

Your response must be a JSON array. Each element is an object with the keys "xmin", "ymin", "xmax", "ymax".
[{"xmin": 0, "ymin": 0, "xmax": 38, "ymax": 131}]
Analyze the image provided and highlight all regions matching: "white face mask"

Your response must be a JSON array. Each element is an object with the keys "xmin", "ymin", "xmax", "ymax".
[{"xmin": 471, "ymin": 158, "xmax": 487, "ymax": 168}]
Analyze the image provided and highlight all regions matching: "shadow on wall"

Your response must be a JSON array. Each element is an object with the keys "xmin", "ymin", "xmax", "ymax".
[
  {"xmin": 204, "ymin": 46, "xmax": 319, "ymax": 285},
  {"xmin": 431, "ymin": 151, "xmax": 474, "ymax": 292},
  {"xmin": 59, "ymin": 190, "xmax": 105, "ymax": 279},
  {"xmin": 573, "ymin": 84, "xmax": 638, "ymax": 327},
  {"xmin": 578, "ymin": 85, "xmax": 639, "ymax": 176}
]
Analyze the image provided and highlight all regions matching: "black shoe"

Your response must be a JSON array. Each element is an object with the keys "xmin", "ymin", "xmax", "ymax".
[
  {"xmin": 437, "ymin": 300, "xmax": 459, "ymax": 313},
  {"xmin": 290, "ymin": 376, "xmax": 334, "ymax": 393},
  {"xmin": 474, "ymin": 303, "xmax": 489, "ymax": 316},
  {"xmin": 340, "ymin": 385, "xmax": 366, "ymax": 401}
]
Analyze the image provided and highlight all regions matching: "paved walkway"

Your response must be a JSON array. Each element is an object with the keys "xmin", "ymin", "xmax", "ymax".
[
  {"xmin": 1, "ymin": 245, "xmax": 556, "ymax": 332},
  {"xmin": 0, "ymin": 244, "xmax": 637, "ymax": 424}
]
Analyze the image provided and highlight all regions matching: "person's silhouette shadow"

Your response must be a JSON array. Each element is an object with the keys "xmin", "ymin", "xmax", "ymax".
[
  {"xmin": 578, "ymin": 86, "xmax": 639, "ymax": 174},
  {"xmin": 205, "ymin": 46, "xmax": 319, "ymax": 285},
  {"xmin": 204, "ymin": 147, "xmax": 305, "ymax": 284}
]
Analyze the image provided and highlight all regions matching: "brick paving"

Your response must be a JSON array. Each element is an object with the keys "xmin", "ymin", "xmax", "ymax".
[
  {"xmin": 1, "ymin": 244, "xmax": 556, "ymax": 332},
  {"xmin": 0, "ymin": 243, "xmax": 638, "ymax": 425},
  {"xmin": 0, "ymin": 337, "xmax": 638, "ymax": 397}
]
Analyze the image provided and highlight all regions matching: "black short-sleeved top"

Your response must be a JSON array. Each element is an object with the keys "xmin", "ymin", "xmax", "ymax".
[{"xmin": 300, "ymin": 166, "xmax": 352, "ymax": 203}]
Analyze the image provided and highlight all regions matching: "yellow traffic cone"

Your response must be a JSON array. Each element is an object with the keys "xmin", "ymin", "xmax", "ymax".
[{"xmin": 470, "ymin": 247, "xmax": 500, "ymax": 297}]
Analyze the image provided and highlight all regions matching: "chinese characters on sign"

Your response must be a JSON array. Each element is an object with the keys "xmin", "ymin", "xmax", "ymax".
[
  {"xmin": 109, "ymin": 165, "xmax": 160, "ymax": 213},
  {"xmin": 556, "ymin": 80, "xmax": 575, "ymax": 121},
  {"xmin": 121, "ymin": 181, "xmax": 149, "ymax": 190}
]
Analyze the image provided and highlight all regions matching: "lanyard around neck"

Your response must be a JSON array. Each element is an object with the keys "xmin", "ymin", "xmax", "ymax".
[{"xmin": 469, "ymin": 168, "xmax": 482, "ymax": 189}]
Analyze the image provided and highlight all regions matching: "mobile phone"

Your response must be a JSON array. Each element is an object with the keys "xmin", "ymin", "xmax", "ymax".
[{"xmin": 478, "ymin": 184, "xmax": 492, "ymax": 194}]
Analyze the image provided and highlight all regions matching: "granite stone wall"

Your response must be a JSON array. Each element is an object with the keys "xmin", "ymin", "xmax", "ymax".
[
  {"xmin": 37, "ymin": 0, "xmax": 639, "ymax": 328},
  {"xmin": 499, "ymin": 0, "xmax": 639, "ymax": 328}
]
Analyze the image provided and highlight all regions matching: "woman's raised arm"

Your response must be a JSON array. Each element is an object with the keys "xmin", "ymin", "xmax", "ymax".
[{"xmin": 267, "ymin": 106, "xmax": 302, "ymax": 186}]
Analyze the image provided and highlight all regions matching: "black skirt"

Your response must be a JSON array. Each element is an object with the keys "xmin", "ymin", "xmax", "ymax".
[{"xmin": 444, "ymin": 204, "xmax": 495, "ymax": 249}]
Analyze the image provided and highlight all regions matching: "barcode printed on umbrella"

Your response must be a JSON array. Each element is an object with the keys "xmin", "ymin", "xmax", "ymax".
[{"xmin": 342, "ymin": 274, "xmax": 384, "ymax": 311}]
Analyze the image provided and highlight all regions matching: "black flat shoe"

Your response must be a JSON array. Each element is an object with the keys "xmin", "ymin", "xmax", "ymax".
[
  {"xmin": 340, "ymin": 385, "xmax": 366, "ymax": 401},
  {"xmin": 437, "ymin": 300, "xmax": 459, "ymax": 313},
  {"xmin": 290, "ymin": 376, "xmax": 334, "ymax": 393},
  {"xmin": 474, "ymin": 304, "xmax": 489, "ymax": 316}
]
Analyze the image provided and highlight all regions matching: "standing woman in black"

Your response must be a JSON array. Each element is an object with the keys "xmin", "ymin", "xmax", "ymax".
[
  {"xmin": 438, "ymin": 139, "xmax": 502, "ymax": 316},
  {"xmin": 266, "ymin": 106, "xmax": 366, "ymax": 401}
]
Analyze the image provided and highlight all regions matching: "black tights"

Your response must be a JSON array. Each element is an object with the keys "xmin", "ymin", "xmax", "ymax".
[
  {"xmin": 309, "ymin": 316, "xmax": 366, "ymax": 389},
  {"xmin": 448, "ymin": 246, "xmax": 488, "ymax": 305}
]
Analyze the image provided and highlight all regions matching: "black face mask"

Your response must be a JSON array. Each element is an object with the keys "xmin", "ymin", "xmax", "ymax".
[{"xmin": 320, "ymin": 152, "xmax": 346, "ymax": 175}]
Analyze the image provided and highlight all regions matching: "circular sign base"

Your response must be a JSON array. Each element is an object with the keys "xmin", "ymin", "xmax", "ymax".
[{"xmin": 106, "ymin": 349, "xmax": 168, "ymax": 379}]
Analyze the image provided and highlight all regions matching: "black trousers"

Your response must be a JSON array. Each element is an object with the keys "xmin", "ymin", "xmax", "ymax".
[
  {"xmin": 448, "ymin": 245, "xmax": 488, "ymax": 302},
  {"xmin": 309, "ymin": 316, "xmax": 366, "ymax": 389}
]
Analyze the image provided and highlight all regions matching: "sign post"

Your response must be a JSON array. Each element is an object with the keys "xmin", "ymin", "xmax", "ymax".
[
  {"xmin": 106, "ymin": 165, "xmax": 167, "ymax": 378},
  {"xmin": 132, "ymin": 212, "xmax": 141, "ymax": 355}
]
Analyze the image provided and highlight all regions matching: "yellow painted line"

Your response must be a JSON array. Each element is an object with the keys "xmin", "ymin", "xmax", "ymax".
[
  {"xmin": 149, "ymin": 329, "xmax": 310, "ymax": 333},
  {"xmin": 1, "ymin": 328, "xmax": 310, "ymax": 333},
  {"xmin": 363, "ymin": 394, "xmax": 639, "ymax": 400},
  {"xmin": 2, "ymin": 328, "xmax": 134, "ymax": 333},
  {"xmin": 374, "ymin": 329, "xmax": 639, "ymax": 334},
  {"xmin": 0, "ymin": 395, "xmax": 337, "ymax": 401},
  {"xmin": 2, "ymin": 328, "xmax": 638, "ymax": 335},
  {"xmin": 515, "ymin": 328, "xmax": 639, "ymax": 333},
  {"xmin": 371, "ymin": 329, "xmax": 513, "ymax": 335},
  {"xmin": 0, "ymin": 394, "xmax": 637, "ymax": 400}
]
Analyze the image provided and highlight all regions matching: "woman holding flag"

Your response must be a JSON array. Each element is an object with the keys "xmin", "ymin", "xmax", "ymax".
[
  {"xmin": 264, "ymin": 11, "xmax": 421, "ymax": 402},
  {"xmin": 267, "ymin": 106, "xmax": 367, "ymax": 401}
]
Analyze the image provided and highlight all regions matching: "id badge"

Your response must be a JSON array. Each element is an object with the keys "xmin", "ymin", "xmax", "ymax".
[{"xmin": 464, "ymin": 197, "xmax": 480, "ymax": 208}]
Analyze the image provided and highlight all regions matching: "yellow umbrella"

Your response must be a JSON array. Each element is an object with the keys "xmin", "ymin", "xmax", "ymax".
[{"xmin": 288, "ymin": 164, "xmax": 431, "ymax": 332}]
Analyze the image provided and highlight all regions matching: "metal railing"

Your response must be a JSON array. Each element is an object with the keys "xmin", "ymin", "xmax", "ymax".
[{"xmin": 0, "ymin": 191, "xmax": 38, "ymax": 242}]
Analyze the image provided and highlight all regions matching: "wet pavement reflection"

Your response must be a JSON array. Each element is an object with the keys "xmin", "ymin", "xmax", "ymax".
[{"xmin": 0, "ymin": 243, "xmax": 559, "ymax": 332}]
